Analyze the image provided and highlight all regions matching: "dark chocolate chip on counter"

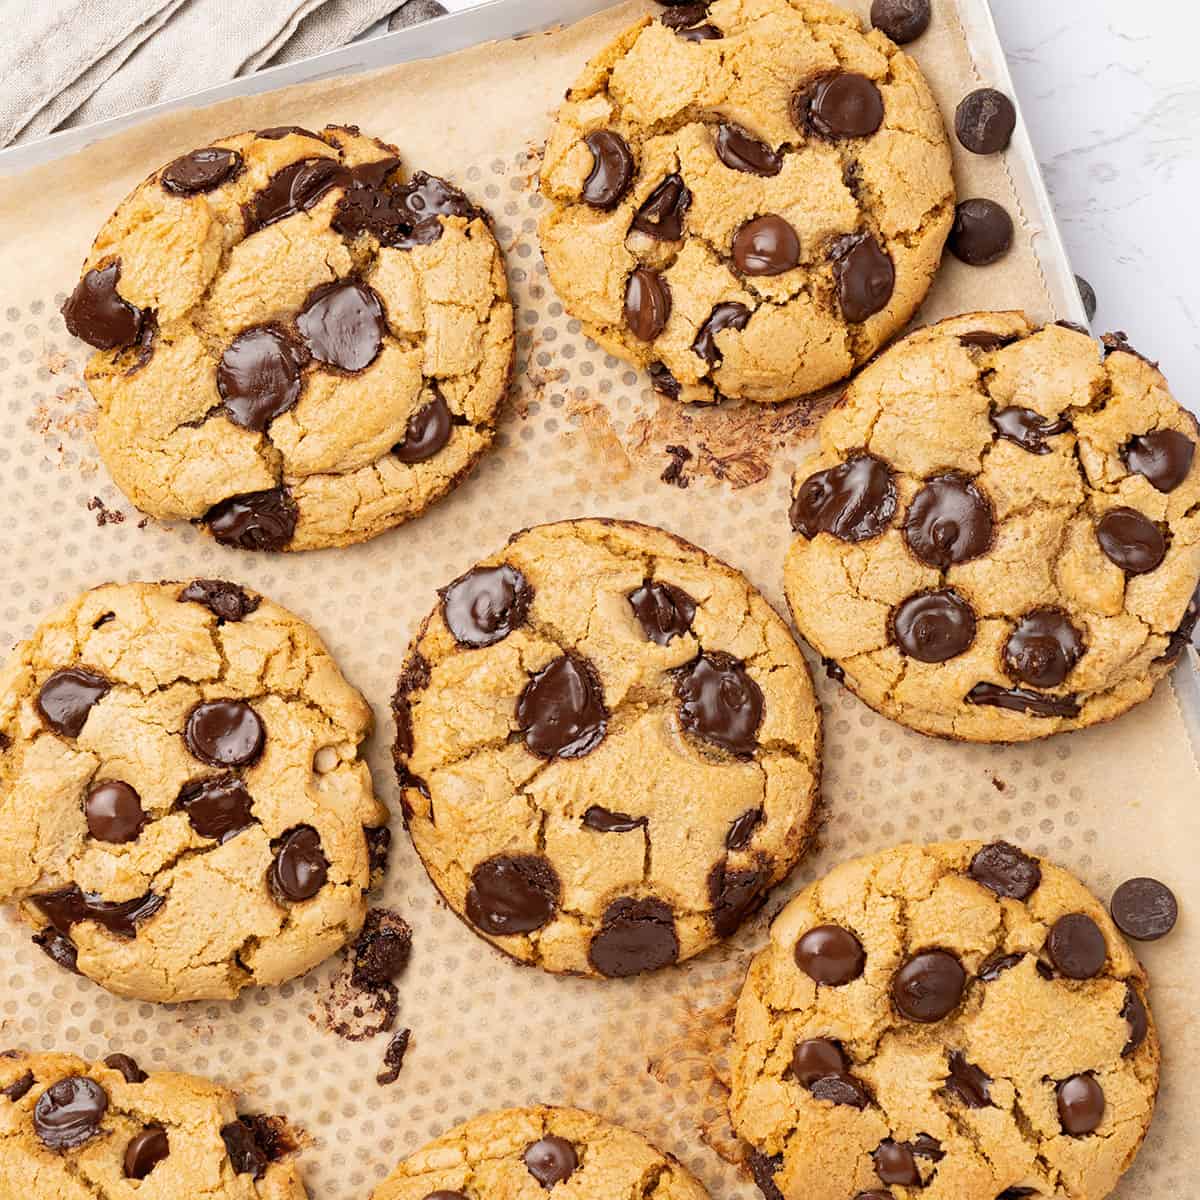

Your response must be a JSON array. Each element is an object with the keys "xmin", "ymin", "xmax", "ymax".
[
  {"xmin": 1004, "ymin": 610, "xmax": 1085, "ymax": 689},
  {"xmin": 204, "ymin": 488, "xmax": 298, "ymax": 552},
  {"xmin": 162, "ymin": 146, "xmax": 243, "ymax": 195},
  {"xmin": 1046, "ymin": 912, "xmax": 1107, "ymax": 979},
  {"xmin": 84, "ymin": 780, "xmax": 146, "ymax": 844},
  {"xmin": 589, "ymin": 896, "xmax": 680, "ymax": 977},
  {"xmin": 525, "ymin": 1137, "xmax": 578, "ymax": 1188},
  {"xmin": 517, "ymin": 654, "xmax": 608, "ymax": 758},
  {"xmin": 831, "ymin": 234, "xmax": 895, "ymax": 323},
  {"xmin": 583, "ymin": 806, "xmax": 647, "ymax": 833},
  {"xmin": 732, "ymin": 215, "xmax": 801, "ymax": 276},
  {"xmin": 955, "ymin": 88, "xmax": 1016, "ymax": 154},
  {"xmin": 800, "ymin": 73, "xmax": 885, "ymax": 139},
  {"xmin": 904, "ymin": 474, "xmax": 993, "ymax": 567},
  {"xmin": 440, "ymin": 563, "xmax": 532, "ymax": 648},
  {"xmin": 869, "ymin": 0, "xmax": 930, "ymax": 43},
  {"xmin": 269, "ymin": 826, "xmax": 329, "ymax": 902},
  {"xmin": 624, "ymin": 267, "xmax": 672, "ymax": 340},
  {"xmin": 727, "ymin": 807, "xmax": 764, "ymax": 850},
  {"xmin": 217, "ymin": 326, "xmax": 306, "ymax": 431},
  {"xmin": 715, "ymin": 124, "xmax": 782, "ymax": 176},
  {"xmin": 630, "ymin": 174, "xmax": 691, "ymax": 241},
  {"xmin": 964, "ymin": 683, "xmax": 1080, "ymax": 719},
  {"xmin": 124, "ymin": 1126, "xmax": 169, "ymax": 1179},
  {"xmin": 675, "ymin": 652, "xmax": 763, "ymax": 756},
  {"xmin": 295, "ymin": 280, "xmax": 385, "ymax": 372},
  {"xmin": 62, "ymin": 261, "xmax": 145, "ymax": 351},
  {"xmin": 791, "ymin": 453, "xmax": 897, "ymax": 542},
  {"xmin": 990, "ymin": 406, "xmax": 1072, "ymax": 453},
  {"xmin": 794, "ymin": 924, "xmax": 865, "ymax": 986},
  {"xmin": 185, "ymin": 700, "xmax": 265, "ymax": 767},
  {"xmin": 892, "ymin": 950, "xmax": 966, "ymax": 1023},
  {"xmin": 1057, "ymin": 1074, "xmax": 1105, "ymax": 1135},
  {"xmin": 949, "ymin": 198, "xmax": 1013, "ymax": 266},
  {"xmin": 394, "ymin": 390, "xmax": 453, "ymax": 463},
  {"xmin": 1095, "ymin": 507, "xmax": 1166, "ymax": 574},
  {"xmin": 178, "ymin": 579, "xmax": 261, "ymax": 622},
  {"xmin": 581, "ymin": 130, "xmax": 635, "ymax": 209},
  {"xmin": 891, "ymin": 590, "xmax": 976, "ymax": 663},
  {"xmin": 466, "ymin": 854, "xmax": 560, "ymax": 936},
  {"xmin": 790, "ymin": 1038, "xmax": 847, "ymax": 1086},
  {"xmin": 103, "ymin": 1054, "xmax": 146, "ymax": 1084},
  {"xmin": 1123, "ymin": 429, "xmax": 1195, "ymax": 493},
  {"xmin": 692, "ymin": 301, "xmax": 751, "ymax": 366},
  {"xmin": 33, "ymin": 1077, "xmax": 109, "ymax": 1150},
  {"xmin": 942, "ymin": 1051, "xmax": 992, "ymax": 1108},
  {"xmin": 37, "ymin": 668, "xmax": 111, "ymax": 737},
  {"xmin": 628, "ymin": 579, "xmax": 697, "ymax": 644},
  {"xmin": 376, "ymin": 1028, "xmax": 412, "ymax": 1086},
  {"xmin": 1110, "ymin": 877, "xmax": 1178, "ymax": 941},
  {"xmin": 177, "ymin": 774, "xmax": 255, "ymax": 841},
  {"xmin": 969, "ymin": 841, "xmax": 1041, "ymax": 900}
]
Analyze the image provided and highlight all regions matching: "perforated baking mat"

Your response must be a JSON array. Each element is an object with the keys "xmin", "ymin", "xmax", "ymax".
[{"xmin": 0, "ymin": 1, "xmax": 1196, "ymax": 1197}]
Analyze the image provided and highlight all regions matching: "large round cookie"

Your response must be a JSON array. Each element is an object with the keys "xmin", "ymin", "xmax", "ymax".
[
  {"xmin": 0, "ymin": 1049, "xmax": 306, "ymax": 1198},
  {"xmin": 784, "ymin": 312, "xmax": 1200, "ymax": 741},
  {"xmin": 62, "ymin": 125, "xmax": 514, "ymax": 551},
  {"xmin": 730, "ymin": 840, "xmax": 1159, "ymax": 1200},
  {"xmin": 538, "ymin": 0, "xmax": 954, "ymax": 405},
  {"xmin": 370, "ymin": 1105, "xmax": 710, "ymax": 1200},
  {"xmin": 0, "ymin": 580, "xmax": 387, "ymax": 1001},
  {"xmin": 392, "ymin": 519, "xmax": 821, "ymax": 977}
]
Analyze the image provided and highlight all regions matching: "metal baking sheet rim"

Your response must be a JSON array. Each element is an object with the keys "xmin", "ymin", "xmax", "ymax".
[{"xmin": 2, "ymin": 0, "xmax": 1196, "ymax": 735}]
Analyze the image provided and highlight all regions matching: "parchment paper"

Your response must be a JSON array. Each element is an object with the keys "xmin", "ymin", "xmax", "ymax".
[{"xmin": 0, "ymin": 2, "xmax": 1195, "ymax": 1197}]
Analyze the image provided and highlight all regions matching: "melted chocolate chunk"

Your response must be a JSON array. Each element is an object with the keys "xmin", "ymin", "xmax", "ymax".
[
  {"xmin": 1110, "ymin": 877, "xmax": 1178, "ymax": 941},
  {"xmin": 1004, "ymin": 609, "xmax": 1084, "ymax": 688},
  {"xmin": 37, "ymin": 667, "xmax": 111, "ymax": 737},
  {"xmin": 965, "ymin": 683, "xmax": 1080, "ymax": 719},
  {"xmin": 269, "ymin": 826, "xmax": 329, "ymax": 902},
  {"xmin": 394, "ymin": 390, "xmax": 453, "ymax": 463},
  {"xmin": 624, "ymin": 266, "xmax": 672, "ymax": 340},
  {"xmin": 125, "ymin": 1126, "xmax": 169, "ymax": 1179},
  {"xmin": 732, "ymin": 215, "xmax": 801, "ymax": 276},
  {"xmin": 949, "ymin": 198, "xmax": 1013, "ymax": 266},
  {"xmin": 441, "ymin": 564, "xmax": 532, "ymax": 648},
  {"xmin": 583, "ymin": 806, "xmax": 647, "ymax": 833},
  {"xmin": 33, "ymin": 929, "xmax": 79, "ymax": 974},
  {"xmin": 891, "ymin": 950, "xmax": 966, "ymax": 1022},
  {"xmin": 1057, "ymin": 1074, "xmax": 1105, "ymax": 1135},
  {"xmin": 352, "ymin": 908, "xmax": 413, "ymax": 989},
  {"xmin": 204, "ymin": 488, "xmax": 298, "ymax": 552},
  {"xmin": 873, "ymin": 1140, "xmax": 919, "ymax": 1187},
  {"xmin": 790, "ymin": 1038, "xmax": 847, "ymax": 1086},
  {"xmin": 2, "ymin": 1072, "xmax": 34, "ymax": 1102},
  {"xmin": 295, "ymin": 280, "xmax": 385, "ymax": 372},
  {"xmin": 714, "ymin": 124, "xmax": 782, "ymax": 176},
  {"xmin": 955, "ymin": 89, "xmax": 1017, "ymax": 155},
  {"xmin": 790, "ymin": 453, "xmax": 897, "ymax": 542},
  {"xmin": 990, "ymin": 405, "xmax": 1071, "ymax": 453},
  {"xmin": 177, "ymin": 774, "xmax": 255, "ymax": 841},
  {"xmin": 823, "ymin": 657, "xmax": 845, "ymax": 682},
  {"xmin": 332, "ymin": 168, "xmax": 474, "ymax": 249},
  {"xmin": 679, "ymin": 22, "xmax": 722, "ymax": 40},
  {"xmin": 178, "ymin": 579, "xmax": 261, "ymax": 622},
  {"xmin": 942, "ymin": 1051, "xmax": 992, "ymax": 1108},
  {"xmin": 244, "ymin": 157, "xmax": 349, "ymax": 233},
  {"xmin": 969, "ymin": 841, "xmax": 1041, "ymax": 900},
  {"xmin": 628, "ymin": 579, "xmax": 697, "ymax": 644},
  {"xmin": 466, "ymin": 855, "xmax": 560, "ymax": 935},
  {"xmin": 675, "ymin": 652, "xmax": 763, "ymax": 756},
  {"xmin": 376, "ymin": 1028, "xmax": 412, "ymax": 1085},
  {"xmin": 978, "ymin": 952, "xmax": 1024, "ymax": 982},
  {"xmin": 904, "ymin": 474, "xmax": 993, "ymax": 567},
  {"xmin": 517, "ymin": 654, "xmax": 608, "ymax": 758},
  {"xmin": 34, "ymin": 884, "xmax": 163, "ymax": 938},
  {"xmin": 62, "ymin": 261, "xmax": 144, "ymax": 351},
  {"xmin": 589, "ymin": 896, "xmax": 680, "ymax": 977},
  {"xmin": 631, "ymin": 174, "xmax": 691, "ymax": 240},
  {"xmin": 659, "ymin": 2, "xmax": 709, "ymax": 27},
  {"xmin": 581, "ymin": 130, "xmax": 635, "ymax": 209},
  {"xmin": 648, "ymin": 361, "xmax": 681, "ymax": 397},
  {"xmin": 960, "ymin": 330, "xmax": 1017, "ymax": 351},
  {"xmin": 162, "ymin": 146, "xmax": 243, "ymax": 194},
  {"xmin": 1121, "ymin": 983, "xmax": 1148, "ymax": 1056},
  {"xmin": 800, "ymin": 73, "xmax": 886, "ymax": 138},
  {"xmin": 185, "ymin": 700, "xmax": 265, "ymax": 767},
  {"xmin": 1096, "ymin": 507, "xmax": 1166, "ymax": 574},
  {"xmin": 1123, "ymin": 429, "xmax": 1195, "ymax": 493},
  {"xmin": 891, "ymin": 590, "xmax": 976, "ymax": 663},
  {"xmin": 831, "ymin": 234, "xmax": 895, "ymax": 323},
  {"xmin": 221, "ymin": 1119, "xmax": 269, "ymax": 1178},
  {"xmin": 84, "ymin": 780, "xmax": 146, "ymax": 843},
  {"xmin": 525, "ymin": 1137, "xmax": 578, "ymax": 1188},
  {"xmin": 103, "ymin": 1054, "xmax": 146, "ymax": 1084},
  {"xmin": 811, "ymin": 1073, "xmax": 871, "ymax": 1108},
  {"xmin": 257, "ymin": 126, "xmax": 323, "ymax": 141},
  {"xmin": 1046, "ymin": 913, "xmax": 1106, "ymax": 979},
  {"xmin": 727, "ymin": 807, "xmax": 764, "ymax": 850},
  {"xmin": 795, "ymin": 924, "xmax": 865, "ymax": 985},
  {"xmin": 748, "ymin": 1151, "xmax": 785, "ymax": 1200},
  {"xmin": 692, "ymin": 301, "xmax": 751, "ymax": 365},
  {"xmin": 33, "ymin": 1076, "xmax": 108, "ymax": 1150},
  {"xmin": 217, "ymin": 326, "xmax": 306, "ymax": 431},
  {"xmin": 870, "ymin": 0, "xmax": 930, "ymax": 43},
  {"xmin": 709, "ymin": 864, "xmax": 768, "ymax": 937}
]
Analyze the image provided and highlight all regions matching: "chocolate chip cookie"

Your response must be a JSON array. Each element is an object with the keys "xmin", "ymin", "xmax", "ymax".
[
  {"xmin": 539, "ymin": 0, "xmax": 954, "ymax": 405},
  {"xmin": 392, "ymin": 519, "xmax": 821, "ymax": 977},
  {"xmin": 784, "ymin": 312, "xmax": 1200, "ymax": 741},
  {"xmin": 731, "ymin": 840, "xmax": 1159, "ymax": 1200},
  {"xmin": 370, "ymin": 1106, "xmax": 709, "ymax": 1200},
  {"xmin": 0, "ymin": 1049, "xmax": 306, "ymax": 1197},
  {"xmin": 62, "ymin": 125, "xmax": 514, "ymax": 551},
  {"xmin": 0, "ymin": 581, "xmax": 387, "ymax": 1001}
]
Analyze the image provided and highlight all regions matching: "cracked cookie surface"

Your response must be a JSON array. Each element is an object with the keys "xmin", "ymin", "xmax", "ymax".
[
  {"xmin": 371, "ymin": 1105, "xmax": 710, "ymax": 1200},
  {"xmin": 0, "ymin": 581, "xmax": 387, "ymax": 1002},
  {"xmin": 392, "ymin": 518, "xmax": 821, "ymax": 977},
  {"xmin": 783, "ymin": 311, "xmax": 1200, "ymax": 741},
  {"xmin": 62, "ymin": 125, "xmax": 514, "ymax": 551},
  {"xmin": 538, "ymin": 0, "xmax": 954, "ymax": 406},
  {"xmin": 730, "ymin": 840, "xmax": 1159, "ymax": 1200},
  {"xmin": 0, "ymin": 1049, "xmax": 306, "ymax": 1199}
]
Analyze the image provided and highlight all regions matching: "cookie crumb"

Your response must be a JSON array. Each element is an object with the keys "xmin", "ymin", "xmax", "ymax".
[
  {"xmin": 990, "ymin": 777, "xmax": 1006, "ymax": 792},
  {"xmin": 661, "ymin": 444, "xmax": 693, "ymax": 487},
  {"xmin": 376, "ymin": 1028, "xmax": 412, "ymax": 1085},
  {"xmin": 86, "ymin": 496, "xmax": 125, "ymax": 526},
  {"xmin": 314, "ymin": 907, "xmax": 412, "ymax": 1042}
]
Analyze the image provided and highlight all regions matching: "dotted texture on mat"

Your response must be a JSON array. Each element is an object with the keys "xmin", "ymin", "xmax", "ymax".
[{"xmin": 0, "ymin": 146, "xmax": 1194, "ymax": 1200}]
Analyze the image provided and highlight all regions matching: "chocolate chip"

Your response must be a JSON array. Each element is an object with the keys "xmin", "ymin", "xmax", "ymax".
[
  {"xmin": 581, "ymin": 130, "xmax": 635, "ymax": 209},
  {"xmin": 394, "ymin": 390, "xmax": 453, "ymax": 463},
  {"xmin": 692, "ymin": 301, "xmax": 751, "ymax": 366},
  {"xmin": 84, "ymin": 780, "xmax": 145, "ymax": 843},
  {"xmin": 517, "ymin": 654, "xmax": 608, "ymax": 758},
  {"xmin": 366, "ymin": 825, "xmax": 391, "ymax": 880},
  {"xmin": 949, "ymin": 199, "xmax": 1013, "ymax": 266},
  {"xmin": 185, "ymin": 700, "xmax": 265, "ymax": 767},
  {"xmin": 1046, "ymin": 913, "xmax": 1106, "ymax": 979},
  {"xmin": 217, "ymin": 326, "xmax": 306, "ymax": 431},
  {"xmin": 34, "ymin": 884, "xmax": 163, "ymax": 938},
  {"xmin": 125, "ymin": 1126, "xmax": 169, "ymax": 1179},
  {"xmin": 103, "ymin": 1054, "xmax": 146, "ymax": 1084},
  {"xmin": 789, "ymin": 1037, "xmax": 847, "ymax": 1086},
  {"xmin": 831, "ymin": 234, "xmax": 895, "ymax": 323},
  {"xmin": 1121, "ymin": 983, "xmax": 1148, "ymax": 1056},
  {"xmin": 823, "ymin": 658, "xmax": 845, "ymax": 682},
  {"xmin": 910, "ymin": 1135, "xmax": 944, "ymax": 1162},
  {"xmin": 33, "ymin": 929, "xmax": 79, "ymax": 974},
  {"xmin": 727, "ymin": 807, "xmax": 764, "ymax": 850},
  {"xmin": 1110, "ymin": 877, "xmax": 1178, "ymax": 941},
  {"xmin": 891, "ymin": 590, "xmax": 977, "ymax": 663},
  {"xmin": 525, "ymin": 1136, "xmax": 577, "ymax": 1188},
  {"xmin": 466, "ymin": 855, "xmax": 560, "ymax": 935},
  {"xmin": 628, "ymin": 579, "xmax": 696, "ymax": 644},
  {"xmin": 960, "ymin": 331, "xmax": 1017, "ymax": 351},
  {"xmin": 892, "ymin": 950, "xmax": 966, "ymax": 1022},
  {"xmin": 295, "ymin": 280, "xmax": 385, "ymax": 372},
  {"xmin": 441, "ymin": 564, "xmax": 532, "ymax": 648},
  {"xmin": 332, "ymin": 168, "xmax": 473, "ymax": 248},
  {"xmin": 423, "ymin": 1194, "xmax": 469, "ymax": 1200},
  {"xmin": 1077, "ymin": 274, "xmax": 1098, "ymax": 322},
  {"xmin": 178, "ymin": 579, "xmax": 260, "ymax": 622},
  {"xmin": 955, "ymin": 89, "xmax": 1017, "ymax": 155},
  {"xmin": 1004, "ymin": 609, "xmax": 1084, "ymax": 689},
  {"xmin": 258, "ymin": 126, "xmax": 324, "ymax": 141},
  {"xmin": 997, "ymin": 1191, "xmax": 1038, "ymax": 1200},
  {"xmin": 748, "ymin": 1151, "xmax": 785, "ymax": 1200},
  {"xmin": 675, "ymin": 652, "xmax": 763, "ymax": 756},
  {"xmin": 904, "ymin": 474, "xmax": 993, "ymax": 567},
  {"xmin": 33, "ymin": 1076, "xmax": 108, "ymax": 1150},
  {"xmin": 978, "ymin": 953, "xmax": 1023, "ymax": 982},
  {"xmin": 648, "ymin": 361, "xmax": 681, "ymax": 397},
  {"xmin": 969, "ymin": 841, "xmax": 1042, "ymax": 900},
  {"xmin": 583, "ymin": 806, "xmax": 648, "ymax": 833},
  {"xmin": 1096, "ymin": 507, "xmax": 1166, "ymax": 574},
  {"xmin": 204, "ymin": 488, "xmax": 298, "ymax": 552},
  {"xmin": 589, "ymin": 896, "xmax": 679, "ymax": 976},
  {"xmin": 624, "ymin": 267, "xmax": 672, "ymax": 340},
  {"xmin": 269, "ymin": 826, "xmax": 329, "ymax": 901},
  {"xmin": 1123, "ymin": 429, "xmax": 1195, "ymax": 493},
  {"xmin": 243, "ymin": 158, "xmax": 349, "ymax": 234},
  {"xmin": 1057, "ymin": 1074, "xmax": 1104, "ymax": 1135},
  {"xmin": 37, "ymin": 668, "xmax": 111, "ymax": 737},
  {"xmin": 801, "ymin": 73, "xmax": 886, "ymax": 139},
  {"xmin": 942, "ymin": 1051, "xmax": 992, "ymax": 1108},
  {"xmin": 791, "ymin": 454, "xmax": 897, "ymax": 542},
  {"xmin": 709, "ymin": 864, "xmax": 768, "ymax": 937},
  {"xmin": 351, "ymin": 907, "xmax": 413, "ymax": 989},
  {"xmin": 221, "ymin": 1119, "xmax": 269, "ymax": 1178},
  {"xmin": 795, "ymin": 924, "xmax": 865, "ymax": 985},
  {"xmin": 990, "ymin": 406, "xmax": 1072, "ymax": 453},
  {"xmin": 631, "ymin": 174, "xmax": 691, "ymax": 240},
  {"xmin": 714, "ymin": 124, "xmax": 782, "ymax": 176},
  {"xmin": 62, "ymin": 261, "xmax": 145, "ymax": 351},
  {"xmin": 376, "ymin": 1028, "xmax": 411, "ymax": 1085},
  {"xmin": 732, "ymin": 215, "xmax": 801, "ymax": 276},
  {"xmin": 873, "ymin": 1140, "xmax": 919, "ymax": 1187},
  {"xmin": 162, "ymin": 147, "xmax": 243, "ymax": 194},
  {"xmin": 678, "ymin": 22, "xmax": 722, "ymax": 40},
  {"xmin": 964, "ymin": 683, "xmax": 1080, "ymax": 719},
  {"xmin": 869, "ymin": 0, "xmax": 930, "ymax": 43},
  {"xmin": 811, "ymin": 1073, "xmax": 871, "ymax": 1108},
  {"xmin": 177, "ymin": 774, "xmax": 255, "ymax": 841},
  {"xmin": 2, "ymin": 1071, "xmax": 34, "ymax": 1102}
]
